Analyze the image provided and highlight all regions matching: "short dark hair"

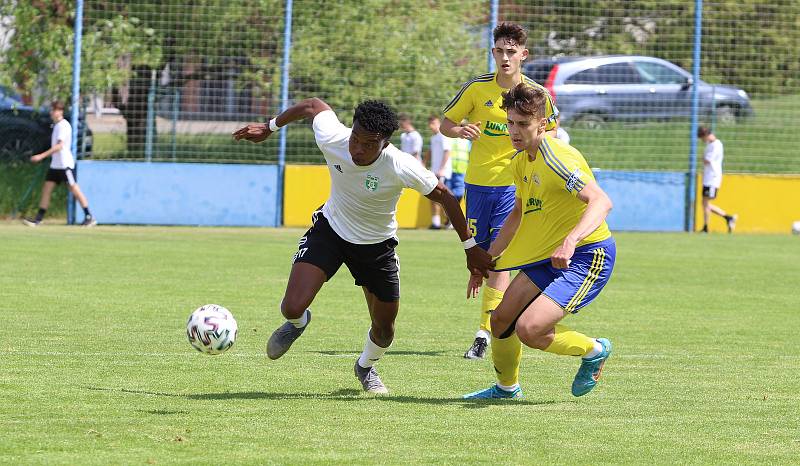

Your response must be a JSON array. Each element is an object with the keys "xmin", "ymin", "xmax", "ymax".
[
  {"xmin": 397, "ymin": 112, "xmax": 411, "ymax": 123},
  {"xmin": 51, "ymin": 100, "xmax": 65, "ymax": 111},
  {"xmin": 501, "ymin": 83, "xmax": 548, "ymax": 119},
  {"xmin": 427, "ymin": 114, "xmax": 440, "ymax": 123},
  {"xmin": 493, "ymin": 22, "xmax": 527, "ymax": 47},
  {"xmin": 697, "ymin": 126, "xmax": 711, "ymax": 138},
  {"xmin": 354, "ymin": 100, "xmax": 399, "ymax": 138}
]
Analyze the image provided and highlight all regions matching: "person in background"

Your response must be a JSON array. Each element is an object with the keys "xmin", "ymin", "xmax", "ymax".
[
  {"xmin": 697, "ymin": 126, "xmax": 737, "ymax": 233},
  {"xmin": 24, "ymin": 100, "xmax": 96, "ymax": 227},
  {"xmin": 427, "ymin": 115, "xmax": 453, "ymax": 229},
  {"xmin": 399, "ymin": 113, "xmax": 423, "ymax": 164}
]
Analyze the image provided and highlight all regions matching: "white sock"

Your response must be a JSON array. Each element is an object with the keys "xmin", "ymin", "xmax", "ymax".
[
  {"xmin": 497, "ymin": 382, "xmax": 519, "ymax": 392},
  {"xmin": 583, "ymin": 339, "xmax": 603, "ymax": 359},
  {"xmin": 431, "ymin": 214, "xmax": 441, "ymax": 227},
  {"xmin": 287, "ymin": 309, "xmax": 309, "ymax": 329},
  {"xmin": 475, "ymin": 329, "xmax": 490, "ymax": 341},
  {"xmin": 357, "ymin": 329, "xmax": 390, "ymax": 368}
]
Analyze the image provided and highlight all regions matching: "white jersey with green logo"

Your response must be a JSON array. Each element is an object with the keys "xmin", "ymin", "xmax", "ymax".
[{"xmin": 313, "ymin": 110, "xmax": 438, "ymax": 244}]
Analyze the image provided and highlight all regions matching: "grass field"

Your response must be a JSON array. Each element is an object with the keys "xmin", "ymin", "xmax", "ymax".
[{"xmin": 1, "ymin": 224, "xmax": 799, "ymax": 464}]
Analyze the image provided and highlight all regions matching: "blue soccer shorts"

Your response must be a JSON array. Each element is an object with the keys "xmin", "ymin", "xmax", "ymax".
[
  {"xmin": 465, "ymin": 184, "xmax": 516, "ymax": 251},
  {"xmin": 521, "ymin": 238, "xmax": 616, "ymax": 314},
  {"xmin": 449, "ymin": 173, "xmax": 465, "ymax": 199}
]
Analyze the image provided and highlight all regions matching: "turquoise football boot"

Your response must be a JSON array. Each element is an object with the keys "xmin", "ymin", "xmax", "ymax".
[
  {"xmin": 572, "ymin": 338, "xmax": 612, "ymax": 397},
  {"xmin": 463, "ymin": 384, "xmax": 523, "ymax": 399}
]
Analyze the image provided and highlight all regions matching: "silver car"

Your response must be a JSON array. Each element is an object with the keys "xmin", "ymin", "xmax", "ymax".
[{"xmin": 524, "ymin": 55, "xmax": 753, "ymax": 128}]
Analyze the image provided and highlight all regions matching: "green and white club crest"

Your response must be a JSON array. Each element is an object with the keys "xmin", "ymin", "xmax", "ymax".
[{"xmin": 365, "ymin": 174, "xmax": 380, "ymax": 192}]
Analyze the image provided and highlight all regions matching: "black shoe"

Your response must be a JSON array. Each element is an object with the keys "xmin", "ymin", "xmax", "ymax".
[
  {"xmin": 464, "ymin": 337, "xmax": 489, "ymax": 359},
  {"xmin": 700, "ymin": 225, "xmax": 708, "ymax": 233},
  {"xmin": 726, "ymin": 214, "xmax": 738, "ymax": 233},
  {"xmin": 22, "ymin": 217, "xmax": 40, "ymax": 227},
  {"xmin": 81, "ymin": 217, "xmax": 97, "ymax": 227},
  {"xmin": 428, "ymin": 224, "xmax": 441, "ymax": 230}
]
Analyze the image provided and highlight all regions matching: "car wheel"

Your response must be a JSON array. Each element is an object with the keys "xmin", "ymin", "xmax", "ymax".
[
  {"xmin": 0, "ymin": 128, "xmax": 49, "ymax": 163},
  {"xmin": 715, "ymin": 106, "xmax": 737, "ymax": 125},
  {"xmin": 572, "ymin": 113, "xmax": 607, "ymax": 130}
]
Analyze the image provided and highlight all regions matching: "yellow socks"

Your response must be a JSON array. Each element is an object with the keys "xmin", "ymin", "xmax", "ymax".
[
  {"xmin": 480, "ymin": 286, "xmax": 504, "ymax": 332},
  {"xmin": 543, "ymin": 323, "xmax": 595, "ymax": 357},
  {"xmin": 492, "ymin": 333, "xmax": 522, "ymax": 387}
]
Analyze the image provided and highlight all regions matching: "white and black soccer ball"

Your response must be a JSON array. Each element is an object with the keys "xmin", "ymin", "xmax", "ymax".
[
  {"xmin": 792, "ymin": 221, "xmax": 800, "ymax": 236},
  {"xmin": 186, "ymin": 304, "xmax": 238, "ymax": 355}
]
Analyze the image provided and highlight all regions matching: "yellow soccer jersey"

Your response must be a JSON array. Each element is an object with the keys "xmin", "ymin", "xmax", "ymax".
[
  {"xmin": 495, "ymin": 136, "xmax": 611, "ymax": 270},
  {"xmin": 443, "ymin": 73, "xmax": 558, "ymax": 187}
]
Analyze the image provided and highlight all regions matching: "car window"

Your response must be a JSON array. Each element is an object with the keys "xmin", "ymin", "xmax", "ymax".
[
  {"xmin": 595, "ymin": 63, "xmax": 641, "ymax": 84},
  {"xmin": 565, "ymin": 68, "xmax": 599, "ymax": 84},
  {"xmin": 634, "ymin": 62, "xmax": 686, "ymax": 84},
  {"xmin": 524, "ymin": 63, "xmax": 554, "ymax": 83}
]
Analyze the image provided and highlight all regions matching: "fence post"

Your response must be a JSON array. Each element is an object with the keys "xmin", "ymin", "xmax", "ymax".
[
  {"xmin": 488, "ymin": 0, "xmax": 498, "ymax": 73},
  {"xmin": 68, "ymin": 0, "xmax": 84, "ymax": 225},
  {"xmin": 145, "ymin": 69, "xmax": 157, "ymax": 162},
  {"xmin": 686, "ymin": 0, "xmax": 703, "ymax": 232},
  {"xmin": 172, "ymin": 89, "xmax": 180, "ymax": 161},
  {"xmin": 277, "ymin": 0, "xmax": 293, "ymax": 227}
]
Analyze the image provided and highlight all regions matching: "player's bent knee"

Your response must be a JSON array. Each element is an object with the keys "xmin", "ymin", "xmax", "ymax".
[
  {"xmin": 489, "ymin": 313, "xmax": 509, "ymax": 339},
  {"xmin": 515, "ymin": 321, "xmax": 549, "ymax": 349},
  {"xmin": 280, "ymin": 295, "xmax": 311, "ymax": 319}
]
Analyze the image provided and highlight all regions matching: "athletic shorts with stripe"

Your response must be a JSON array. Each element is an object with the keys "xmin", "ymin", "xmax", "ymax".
[
  {"xmin": 45, "ymin": 168, "xmax": 77, "ymax": 186},
  {"xmin": 465, "ymin": 184, "xmax": 515, "ymax": 251},
  {"xmin": 293, "ymin": 209, "xmax": 400, "ymax": 302},
  {"xmin": 521, "ymin": 238, "xmax": 616, "ymax": 314}
]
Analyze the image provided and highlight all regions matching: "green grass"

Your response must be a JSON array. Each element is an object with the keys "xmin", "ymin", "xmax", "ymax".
[{"xmin": 1, "ymin": 225, "xmax": 799, "ymax": 464}]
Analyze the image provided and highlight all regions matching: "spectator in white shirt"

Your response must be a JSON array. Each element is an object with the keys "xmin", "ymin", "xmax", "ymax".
[
  {"xmin": 698, "ymin": 126, "xmax": 737, "ymax": 233},
  {"xmin": 398, "ymin": 113, "xmax": 423, "ymax": 164},
  {"xmin": 426, "ymin": 115, "xmax": 453, "ymax": 229},
  {"xmin": 24, "ymin": 100, "xmax": 96, "ymax": 227}
]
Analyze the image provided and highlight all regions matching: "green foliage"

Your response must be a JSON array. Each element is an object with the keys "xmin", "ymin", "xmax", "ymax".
[
  {"xmin": 506, "ymin": 0, "xmax": 799, "ymax": 96},
  {"xmin": 287, "ymin": 0, "xmax": 486, "ymax": 124},
  {"xmin": 0, "ymin": 163, "xmax": 67, "ymax": 218},
  {"xmin": 0, "ymin": 0, "xmax": 160, "ymax": 104}
]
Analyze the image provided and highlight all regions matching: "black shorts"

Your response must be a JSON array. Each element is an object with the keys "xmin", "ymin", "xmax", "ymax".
[
  {"xmin": 45, "ymin": 168, "xmax": 76, "ymax": 186},
  {"xmin": 293, "ymin": 210, "xmax": 400, "ymax": 302},
  {"xmin": 702, "ymin": 186, "xmax": 719, "ymax": 199}
]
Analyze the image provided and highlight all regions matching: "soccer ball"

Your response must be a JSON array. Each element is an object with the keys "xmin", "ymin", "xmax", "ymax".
[
  {"xmin": 186, "ymin": 304, "xmax": 238, "ymax": 355},
  {"xmin": 792, "ymin": 221, "xmax": 800, "ymax": 235}
]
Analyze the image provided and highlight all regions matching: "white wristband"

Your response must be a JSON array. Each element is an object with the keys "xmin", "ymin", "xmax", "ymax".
[
  {"xmin": 462, "ymin": 237, "xmax": 477, "ymax": 249},
  {"xmin": 268, "ymin": 118, "xmax": 280, "ymax": 132}
]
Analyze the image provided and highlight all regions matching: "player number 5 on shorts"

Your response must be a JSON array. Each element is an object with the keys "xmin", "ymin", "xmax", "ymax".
[{"xmin": 468, "ymin": 218, "xmax": 477, "ymax": 238}]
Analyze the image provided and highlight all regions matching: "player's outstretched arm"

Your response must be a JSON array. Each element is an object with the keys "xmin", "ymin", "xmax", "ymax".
[
  {"xmin": 232, "ymin": 98, "xmax": 332, "ymax": 143},
  {"xmin": 551, "ymin": 181, "xmax": 613, "ymax": 268},
  {"xmin": 425, "ymin": 182, "xmax": 493, "ymax": 278}
]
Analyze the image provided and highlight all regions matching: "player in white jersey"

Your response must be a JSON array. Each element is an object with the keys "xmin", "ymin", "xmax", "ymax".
[
  {"xmin": 24, "ymin": 100, "xmax": 96, "ymax": 227},
  {"xmin": 697, "ymin": 126, "xmax": 737, "ymax": 233},
  {"xmin": 233, "ymin": 98, "xmax": 492, "ymax": 394}
]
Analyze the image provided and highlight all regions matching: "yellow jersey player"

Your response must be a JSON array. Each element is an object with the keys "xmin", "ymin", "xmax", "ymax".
[
  {"xmin": 441, "ymin": 22, "xmax": 558, "ymax": 360},
  {"xmin": 464, "ymin": 83, "xmax": 616, "ymax": 399}
]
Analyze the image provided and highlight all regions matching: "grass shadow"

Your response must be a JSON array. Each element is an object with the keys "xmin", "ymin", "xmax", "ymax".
[
  {"xmin": 85, "ymin": 385, "xmax": 569, "ymax": 408},
  {"xmin": 310, "ymin": 350, "xmax": 448, "ymax": 357}
]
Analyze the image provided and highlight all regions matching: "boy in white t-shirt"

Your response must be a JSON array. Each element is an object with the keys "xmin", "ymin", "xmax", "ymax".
[
  {"xmin": 233, "ymin": 98, "xmax": 491, "ymax": 394},
  {"xmin": 426, "ymin": 115, "xmax": 453, "ymax": 229},
  {"xmin": 697, "ymin": 126, "xmax": 737, "ymax": 233},
  {"xmin": 24, "ymin": 100, "xmax": 96, "ymax": 227},
  {"xmin": 398, "ymin": 113, "xmax": 423, "ymax": 163}
]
